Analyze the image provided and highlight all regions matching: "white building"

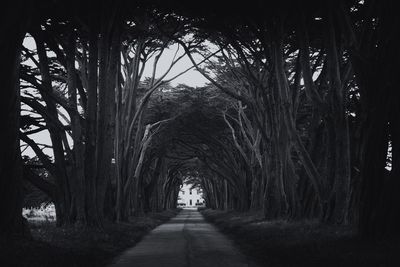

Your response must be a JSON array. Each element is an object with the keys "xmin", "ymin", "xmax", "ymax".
[{"xmin": 177, "ymin": 183, "xmax": 204, "ymax": 207}]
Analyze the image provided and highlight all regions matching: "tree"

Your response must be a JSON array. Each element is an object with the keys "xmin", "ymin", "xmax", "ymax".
[{"xmin": 0, "ymin": 0, "xmax": 31, "ymax": 239}]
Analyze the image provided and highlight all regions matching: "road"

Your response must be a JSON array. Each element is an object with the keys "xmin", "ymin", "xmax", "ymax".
[{"xmin": 109, "ymin": 208, "xmax": 259, "ymax": 267}]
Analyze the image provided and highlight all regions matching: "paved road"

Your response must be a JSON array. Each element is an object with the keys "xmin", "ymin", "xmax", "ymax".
[{"xmin": 109, "ymin": 208, "xmax": 259, "ymax": 267}]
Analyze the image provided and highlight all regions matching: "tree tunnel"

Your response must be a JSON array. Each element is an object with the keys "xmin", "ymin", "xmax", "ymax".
[
  {"xmin": 1, "ymin": 0, "xmax": 400, "ymax": 241},
  {"xmin": 144, "ymin": 85, "xmax": 259, "ymax": 213}
]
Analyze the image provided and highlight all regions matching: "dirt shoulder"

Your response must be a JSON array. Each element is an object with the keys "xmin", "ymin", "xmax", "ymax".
[
  {"xmin": 200, "ymin": 209, "xmax": 400, "ymax": 267},
  {"xmin": 1, "ymin": 209, "xmax": 180, "ymax": 267}
]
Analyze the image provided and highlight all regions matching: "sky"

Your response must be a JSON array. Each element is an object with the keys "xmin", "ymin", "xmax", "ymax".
[
  {"xmin": 22, "ymin": 36, "xmax": 208, "ymax": 87},
  {"xmin": 141, "ymin": 43, "xmax": 208, "ymax": 87},
  {"xmin": 21, "ymin": 36, "xmax": 209, "ymax": 159}
]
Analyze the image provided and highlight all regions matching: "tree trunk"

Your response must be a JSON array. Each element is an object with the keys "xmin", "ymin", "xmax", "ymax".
[
  {"xmin": 85, "ymin": 15, "xmax": 100, "ymax": 226},
  {"xmin": 96, "ymin": 20, "xmax": 120, "ymax": 222},
  {"xmin": 326, "ymin": 14, "xmax": 351, "ymax": 224},
  {"xmin": 0, "ymin": 1, "xmax": 30, "ymax": 239},
  {"xmin": 34, "ymin": 29, "xmax": 72, "ymax": 225},
  {"xmin": 66, "ymin": 29, "xmax": 86, "ymax": 224}
]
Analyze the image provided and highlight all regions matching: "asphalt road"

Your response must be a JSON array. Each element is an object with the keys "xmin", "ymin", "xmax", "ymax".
[{"xmin": 109, "ymin": 208, "xmax": 259, "ymax": 267}]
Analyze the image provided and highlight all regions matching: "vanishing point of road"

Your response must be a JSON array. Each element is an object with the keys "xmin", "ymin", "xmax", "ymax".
[{"xmin": 109, "ymin": 208, "xmax": 259, "ymax": 267}]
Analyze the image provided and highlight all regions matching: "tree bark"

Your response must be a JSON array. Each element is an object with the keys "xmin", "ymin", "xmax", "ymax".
[
  {"xmin": 85, "ymin": 16, "xmax": 100, "ymax": 226},
  {"xmin": 96, "ymin": 18, "xmax": 120, "ymax": 221},
  {"xmin": 66, "ymin": 28, "xmax": 86, "ymax": 224}
]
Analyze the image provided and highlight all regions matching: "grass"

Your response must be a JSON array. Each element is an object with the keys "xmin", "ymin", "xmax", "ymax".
[
  {"xmin": 201, "ymin": 209, "xmax": 400, "ymax": 267},
  {"xmin": 1, "ymin": 209, "xmax": 180, "ymax": 267}
]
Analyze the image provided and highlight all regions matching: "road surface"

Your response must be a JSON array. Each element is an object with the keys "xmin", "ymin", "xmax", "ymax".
[{"xmin": 109, "ymin": 208, "xmax": 259, "ymax": 267}]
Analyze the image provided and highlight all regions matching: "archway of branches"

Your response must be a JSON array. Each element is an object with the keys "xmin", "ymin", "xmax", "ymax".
[{"xmin": 1, "ymin": 0, "xmax": 400, "ymax": 240}]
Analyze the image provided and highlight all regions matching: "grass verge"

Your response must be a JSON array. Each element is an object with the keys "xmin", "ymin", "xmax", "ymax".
[
  {"xmin": 1, "ymin": 209, "xmax": 180, "ymax": 267},
  {"xmin": 201, "ymin": 209, "xmax": 400, "ymax": 267}
]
